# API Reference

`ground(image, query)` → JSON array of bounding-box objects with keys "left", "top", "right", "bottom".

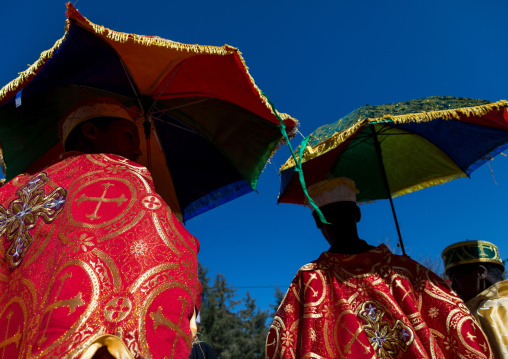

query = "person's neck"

[
  {"left": 323, "top": 223, "right": 358, "bottom": 242},
  {"left": 327, "top": 231, "right": 373, "bottom": 254}
]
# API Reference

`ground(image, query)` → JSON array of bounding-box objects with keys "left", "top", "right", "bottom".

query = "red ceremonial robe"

[
  {"left": 0, "top": 153, "right": 201, "bottom": 359},
  {"left": 266, "top": 244, "right": 493, "bottom": 359}
]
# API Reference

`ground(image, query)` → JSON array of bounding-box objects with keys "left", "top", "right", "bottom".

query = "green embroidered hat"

[{"left": 442, "top": 240, "right": 504, "bottom": 272}]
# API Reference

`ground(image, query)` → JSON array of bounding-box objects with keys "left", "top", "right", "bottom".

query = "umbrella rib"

[
  {"left": 152, "top": 126, "right": 163, "bottom": 150},
  {"left": 332, "top": 124, "right": 411, "bottom": 156},
  {"left": 151, "top": 64, "right": 183, "bottom": 110},
  {"left": 332, "top": 131, "right": 373, "bottom": 153},
  {"left": 138, "top": 63, "right": 185, "bottom": 118},
  {"left": 119, "top": 58, "right": 144, "bottom": 111},
  {"left": 152, "top": 98, "right": 213, "bottom": 113},
  {"left": 150, "top": 111, "right": 203, "bottom": 136}
]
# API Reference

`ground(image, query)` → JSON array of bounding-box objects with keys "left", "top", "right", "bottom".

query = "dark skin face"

[
  {"left": 446, "top": 264, "right": 488, "bottom": 302},
  {"left": 313, "top": 202, "right": 361, "bottom": 244},
  {"left": 80, "top": 118, "right": 142, "bottom": 162}
]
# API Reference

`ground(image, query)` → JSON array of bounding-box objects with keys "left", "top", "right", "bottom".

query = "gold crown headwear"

[{"left": 441, "top": 240, "right": 504, "bottom": 272}]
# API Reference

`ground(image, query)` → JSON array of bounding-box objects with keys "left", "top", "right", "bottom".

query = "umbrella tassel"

[
  {"left": 261, "top": 92, "right": 330, "bottom": 225},
  {"left": 370, "top": 124, "right": 407, "bottom": 256}
]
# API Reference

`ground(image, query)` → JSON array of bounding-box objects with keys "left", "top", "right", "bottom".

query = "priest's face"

[
  {"left": 446, "top": 265, "right": 483, "bottom": 303},
  {"left": 92, "top": 118, "right": 142, "bottom": 162}
]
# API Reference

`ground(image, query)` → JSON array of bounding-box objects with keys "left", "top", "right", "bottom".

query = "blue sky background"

[{"left": 2, "top": 1, "right": 508, "bottom": 313}]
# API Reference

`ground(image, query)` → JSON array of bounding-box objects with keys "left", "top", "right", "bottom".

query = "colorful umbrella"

[
  {"left": 279, "top": 96, "right": 508, "bottom": 253},
  {"left": 0, "top": 3, "right": 297, "bottom": 222}
]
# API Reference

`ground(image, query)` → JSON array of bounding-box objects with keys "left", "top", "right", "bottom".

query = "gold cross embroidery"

[
  {"left": 477, "top": 242, "right": 489, "bottom": 258},
  {"left": 76, "top": 183, "right": 127, "bottom": 220},
  {"left": 303, "top": 273, "right": 319, "bottom": 298},
  {"left": 0, "top": 311, "right": 21, "bottom": 359},
  {"left": 38, "top": 272, "right": 85, "bottom": 346},
  {"left": 358, "top": 300, "right": 414, "bottom": 358},
  {"left": 150, "top": 297, "right": 190, "bottom": 359},
  {"left": 395, "top": 280, "right": 413, "bottom": 304},
  {"left": 341, "top": 321, "right": 371, "bottom": 354},
  {"left": 0, "top": 173, "right": 67, "bottom": 269}
]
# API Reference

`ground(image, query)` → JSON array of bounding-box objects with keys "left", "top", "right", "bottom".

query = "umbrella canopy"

[
  {"left": 279, "top": 96, "right": 508, "bottom": 252},
  {"left": 279, "top": 96, "right": 508, "bottom": 204},
  {"left": 0, "top": 3, "right": 297, "bottom": 222}
]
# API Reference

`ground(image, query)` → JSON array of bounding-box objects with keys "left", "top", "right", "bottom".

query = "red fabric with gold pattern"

[
  {"left": 266, "top": 245, "right": 493, "bottom": 359},
  {"left": 0, "top": 154, "right": 201, "bottom": 359}
]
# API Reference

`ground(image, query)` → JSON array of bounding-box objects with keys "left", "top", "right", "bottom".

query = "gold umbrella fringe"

[
  {"left": 281, "top": 100, "right": 508, "bottom": 171},
  {"left": 0, "top": 7, "right": 233, "bottom": 104},
  {"left": 278, "top": 173, "right": 466, "bottom": 206},
  {"left": 230, "top": 49, "right": 299, "bottom": 139},
  {"left": 75, "top": 4, "right": 300, "bottom": 170},
  {"left": 78, "top": 5, "right": 299, "bottom": 136},
  {"left": 61, "top": 0, "right": 233, "bottom": 55},
  {"left": 389, "top": 173, "right": 465, "bottom": 199},
  {"left": 0, "top": 3, "right": 299, "bottom": 136},
  {"left": 0, "top": 26, "right": 70, "bottom": 105},
  {"left": 280, "top": 118, "right": 367, "bottom": 171},
  {"left": 270, "top": 113, "right": 300, "bottom": 155},
  {"left": 0, "top": 2, "right": 299, "bottom": 171},
  {"left": 87, "top": 22, "right": 235, "bottom": 55}
]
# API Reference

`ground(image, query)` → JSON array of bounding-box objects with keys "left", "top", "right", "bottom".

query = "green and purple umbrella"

[{"left": 279, "top": 96, "right": 508, "bottom": 253}]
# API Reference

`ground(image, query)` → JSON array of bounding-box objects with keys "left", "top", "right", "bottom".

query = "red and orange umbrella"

[{"left": 0, "top": 3, "right": 297, "bottom": 221}]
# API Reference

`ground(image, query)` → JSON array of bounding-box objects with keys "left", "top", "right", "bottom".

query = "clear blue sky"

[{"left": 2, "top": 0, "right": 508, "bottom": 313}]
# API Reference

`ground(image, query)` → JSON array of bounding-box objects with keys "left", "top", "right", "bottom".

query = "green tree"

[
  {"left": 197, "top": 264, "right": 270, "bottom": 358},
  {"left": 269, "top": 286, "right": 285, "bottom": 319}
]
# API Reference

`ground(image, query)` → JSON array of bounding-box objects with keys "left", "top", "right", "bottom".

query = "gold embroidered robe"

[
  {"left": 266, "top": 244, "right": 493, "bottom": 359},
  {"left": 0, "top": 153, "right": 201, "bottom": 359},
  {"left": 466, "top": 279, "right": 508, "bottom": 359}
]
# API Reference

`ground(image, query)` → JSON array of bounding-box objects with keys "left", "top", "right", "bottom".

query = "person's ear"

[
  {"left": 477, "top": 265, "right": 488, "bottom": 280},
  {"left": 81, "top": 122, "right": 99, "bottom": 140},
  {"left": 355, "top": 205, "right": 361, "bottom": 223}
]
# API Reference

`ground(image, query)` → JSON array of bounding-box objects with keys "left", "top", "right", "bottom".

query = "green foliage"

[
  {"left": 269, "top": 286, "right": 285, "bottom": 318},
  {"left": 197, "top": 264, "right": 270, "bottom": 358}
]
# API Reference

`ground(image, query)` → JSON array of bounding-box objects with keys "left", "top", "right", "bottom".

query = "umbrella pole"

[
  {"left": 370, "top": 124, "right": 407, "bottom": 256},
  {"left": 143, "top": 118, "right": 152, "bottom": 173}
]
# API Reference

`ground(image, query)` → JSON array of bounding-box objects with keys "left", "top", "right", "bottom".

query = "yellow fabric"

[
  {"left": 466, "top": 280, "right": 508, "bottom": 359},
  {"left": 80, "top": 335, "right": 134, "bottom": 359},
  {"left": 190, "top": 308, "right": 198, "bottom": 338}
]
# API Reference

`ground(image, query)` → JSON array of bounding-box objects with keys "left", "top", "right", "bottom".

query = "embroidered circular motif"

[
  {"left": 104, "top": 296, "right": 133, "bottom": 323},
  {"left": 67, "top": 178, "right": 137, "bottom": 229},
  {"left": 294, "top": 271, "right": 327, "bottom": 307},
  {"left": 142, "top": 196, "right": 162, "bottom": 210},
  {"left": 266, "top": 317, "right": 284, "bottom": 359}
]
